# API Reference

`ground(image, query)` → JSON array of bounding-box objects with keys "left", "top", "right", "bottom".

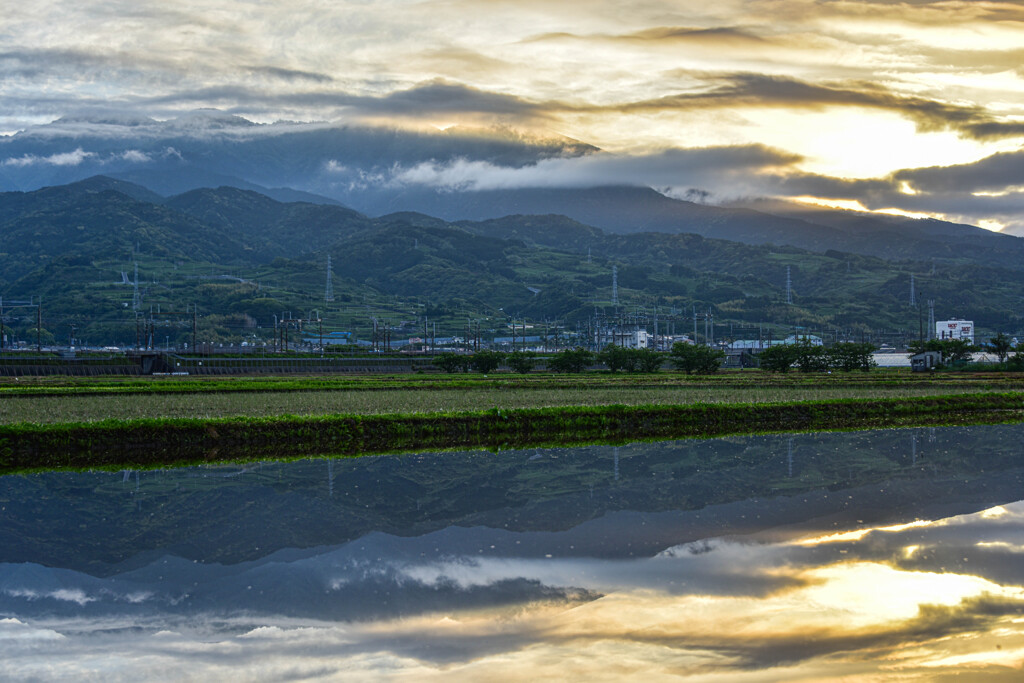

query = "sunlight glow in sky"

[{"left": 3, "top": 1, "right": 1024, "bottom": 231}]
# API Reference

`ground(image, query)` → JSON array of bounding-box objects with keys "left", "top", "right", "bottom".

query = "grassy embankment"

[{"left": 1, "top": 371, "right": 1023, "bottom": 473}]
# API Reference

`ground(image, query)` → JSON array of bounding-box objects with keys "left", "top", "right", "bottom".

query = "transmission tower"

[
  {"left": 785, "top": 266, "right": 792, "bottom": 304},
  {"left": 909, "top": 274, "right": 916, "bottom": 306},
  {"left": 324, "top": 255, "right": 335, "bottom": 303},
  {"left": 131, "top": 263, "right": 140, "bottom": 311},
  {"left": 612, "top": 265, "right": 618, "bottom": 307},
  {"left": 927, "top": 299, "right": 935, "bottom": 339}
]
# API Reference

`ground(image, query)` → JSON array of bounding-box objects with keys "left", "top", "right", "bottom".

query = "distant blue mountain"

[{"left": 1, "top": 113, "right": 1019, "bottom": 268}]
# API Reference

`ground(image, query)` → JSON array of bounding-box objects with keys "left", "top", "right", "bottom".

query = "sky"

[{"left": 3, "top": 0, "right": 1024, "bottom": 232}]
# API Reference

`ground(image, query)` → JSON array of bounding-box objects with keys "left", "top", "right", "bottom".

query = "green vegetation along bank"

[
  {"left": 2, "top": 392, "right": 1022, "bottom": 474},
  {"left": 1, "top": 383, "right": 1018, "bottom": 425}
]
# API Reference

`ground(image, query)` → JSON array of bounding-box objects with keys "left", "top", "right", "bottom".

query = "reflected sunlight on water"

[{"left": 2, "top": 425, "right": 1024, "bottom": 680}]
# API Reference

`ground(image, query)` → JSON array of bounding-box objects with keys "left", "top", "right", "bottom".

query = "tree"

[
  {"left": 506, "top": 350, "right": 537, "bottom": 374},
  {"left": 597, "top": 344, "right": 636, "bottom": 373},
  {"left": 635, "top": 348, "right": 666, "bottom": 373},
  {"left": 668, "top": 342, "right": 725, "bottom": 374},
  {"left": 469, "top": 350, "right": 505, "bottom": 374},
  {"left": 793, "top": 341, "right": 829, "bottom": 373},
  {"left": 547, "top": 347, "right": 594, "bottom": 373},
  {"left": 826, "top": 342, "right": 876, "bottom": 372},
  {"left": 757, "top": 344, "right": 800, "bottom": 372},
  {"left": 1008, "top": 343, "right": 1024, "bottom": 371},
  {"left": 433, "top": 352, "right": 469, "bottom": 373},
  {"left": 988, "top": 332, "right": 1013, "bottom": 363},
  {"left": 907, "top": 338, "right": 977, "bottom": 365}
]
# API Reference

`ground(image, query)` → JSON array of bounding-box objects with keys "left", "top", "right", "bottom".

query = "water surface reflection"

[{"left": 2, "top": 425, "right": 1023, "bottom": 680}]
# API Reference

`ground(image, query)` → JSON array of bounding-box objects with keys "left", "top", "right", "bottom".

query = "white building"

[
  {"left": 596, "top": 328, "right": 649, "bottom": 349},
  {"left": 936, "top": 319, "right": 974, "bottom": 343}
]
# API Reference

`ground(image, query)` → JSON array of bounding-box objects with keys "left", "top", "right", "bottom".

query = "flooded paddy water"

[{"left": 2, "top": 424, "right": 1024, "bottom": 680}]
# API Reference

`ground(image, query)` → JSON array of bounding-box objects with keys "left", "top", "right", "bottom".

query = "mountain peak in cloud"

[
  {"left": 53, "top": 113, "right": 159, "bottom": 128},
  {"left": 160, "top": 110, "right": 260, "bottom": 132}
]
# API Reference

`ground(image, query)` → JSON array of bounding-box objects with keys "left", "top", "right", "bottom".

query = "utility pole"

[{"left": 36, "top": 301, "right": 41, "bottom": 352}]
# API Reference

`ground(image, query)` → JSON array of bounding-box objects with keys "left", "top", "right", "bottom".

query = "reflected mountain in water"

[
  {"left": 2, "top": 425, "right": 1024, "bottom": 680},
  {"left": 1, "top": 425, "right": 1021, "bottom": 573}
]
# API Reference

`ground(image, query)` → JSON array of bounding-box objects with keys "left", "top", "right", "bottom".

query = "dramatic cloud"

[
  {"left": 3, "top": 0, "right": 1024, "bottom": 229},
  {"left": 605, "top": 73, "right": 1024, "bottom": 141},
  {"left": 387, "top": 144, "right": 801, "bottom": 193},
  {"left": 2, "top": 148, "right": 94, "bottom": 167}
]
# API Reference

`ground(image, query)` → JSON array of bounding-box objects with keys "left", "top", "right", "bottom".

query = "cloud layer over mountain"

[{"left": 4, "top": 1, "right": 1024, "bottom": 232}]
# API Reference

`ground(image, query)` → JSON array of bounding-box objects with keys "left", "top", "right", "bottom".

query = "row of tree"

[
  {"left": 434, "top": 343, "right": 725, "bottom": 375},
  {"left": 434, "top": 333, "right": 1024, "bottom": 375},
  {"left": 756, "top": 342, "right": 877, "bottom": 373}
]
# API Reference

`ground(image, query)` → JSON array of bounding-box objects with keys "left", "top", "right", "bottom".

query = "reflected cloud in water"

[{"left": 3, "top": 426, "right": 1024, "bottom": 680}]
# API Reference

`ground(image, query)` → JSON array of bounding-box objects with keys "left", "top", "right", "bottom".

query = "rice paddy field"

[{"left": 3, "top": 371, "right": 1024, "bottom": 425}]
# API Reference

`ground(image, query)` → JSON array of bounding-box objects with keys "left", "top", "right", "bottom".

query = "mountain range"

[
  {"left": 3, "top": 113, "right": 1022, "bottom": 251},
  {"left": 1, "top": 172, "right": 1022, "bottom": 346}
]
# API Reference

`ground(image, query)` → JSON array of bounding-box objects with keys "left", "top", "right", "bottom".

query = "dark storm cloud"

[
  {"left": 354, "top": 81, "right": 549, "bottom": 118},
  {"left": 752, "top": 163, "right": 1024, "bottom": 232},
  {"left": 609, "top": 73, "right": 1019, "bottom": 140},
  {"left": 0, "top": 47, "right": 178, "bottom": 80},
  {"left": 526, "top": 25, "right": 768, "bottom": 46},
  {"left": 753, "top": 0, "right": 1024, "bottom": 25},
  {"left": 245, "top": 66, "right": 335, "bottom": 84},
  {"left": 130, "top": 81, "right": 551, "bottom": 121},
  {"left": 896, "top": 148, "right": 1024, "bottom": 193}
]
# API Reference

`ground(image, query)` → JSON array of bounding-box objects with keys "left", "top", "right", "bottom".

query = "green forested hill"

[
  {"left": 164, "top": 186, "right": 369, "bottom": 259},
  {"left": 1, "top": 178, "right": 1021, "bottom": 346},
  {"left": 0, "top": 186, "right": 247, "bottom": 283}
]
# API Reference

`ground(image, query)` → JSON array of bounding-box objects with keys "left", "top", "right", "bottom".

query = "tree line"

[{"left": 433, "top": 333, "right": 1024, "bottom": 375}]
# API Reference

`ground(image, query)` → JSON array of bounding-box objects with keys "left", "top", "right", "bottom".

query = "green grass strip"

[
  {"left": 1, "top": 392, "right": 1022, "bottom": 474},
  {"left": 3, "top": 370, "right": 1024, "bottom": 398}
]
